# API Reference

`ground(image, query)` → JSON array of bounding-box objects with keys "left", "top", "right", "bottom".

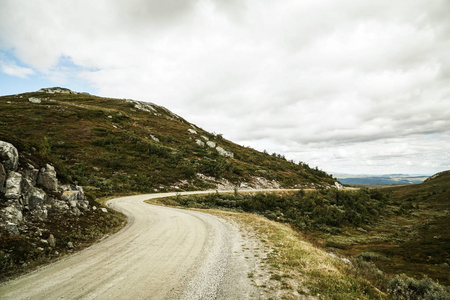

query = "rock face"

[
  {"left": 5, "top": 172, "right": 22, "bottom": 199},
  {"left": 38, "top": 87, "right": 79, "bottom": 94},
  {"left": 0, "top": 140, "right": 89, "bottom": 236},
  {"left": 0, "top": 141, "right": 19, "bottom": 171}
]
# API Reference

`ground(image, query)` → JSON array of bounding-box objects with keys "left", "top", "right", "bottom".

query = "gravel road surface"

[{"left": 0, "top": 192, "right": 258, "bottom": 299}]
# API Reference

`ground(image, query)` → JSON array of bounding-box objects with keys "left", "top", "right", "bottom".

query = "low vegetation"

[
  {"left": 0, "top": 204, "right": 125, "bottom": 281},
  {"left": 0, "top": 90, "right": 335, "bottom": 199},
  {"left": 158, "top": 173, "right": 450, "bottom": 299}
]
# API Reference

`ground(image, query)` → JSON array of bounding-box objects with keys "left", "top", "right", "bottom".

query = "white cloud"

[
  {"left": 0, "top": 55, "right": 35, "bottom": 78},
  {"left": 0, "top": 0, "right": 449, "bottom": 174}
]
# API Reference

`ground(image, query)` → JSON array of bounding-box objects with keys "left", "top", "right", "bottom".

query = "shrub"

[{"left": 387, "top": 274, "right": 450, "bottom": 300}]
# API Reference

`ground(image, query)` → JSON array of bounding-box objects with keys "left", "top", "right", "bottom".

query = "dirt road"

[{"left": 0, "top": 192, "right": 259, "bottom": 299}]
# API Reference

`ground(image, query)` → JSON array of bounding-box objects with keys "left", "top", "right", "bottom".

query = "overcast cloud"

[{"left": 1, "top": 0, "right": 449, "bottom": 175}]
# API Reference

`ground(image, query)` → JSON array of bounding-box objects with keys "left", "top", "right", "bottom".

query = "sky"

[{"left": 1, "top": 0, "right": 449, "bottom": 175}]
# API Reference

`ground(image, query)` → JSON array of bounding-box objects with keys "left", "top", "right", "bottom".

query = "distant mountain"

[
  {"left": 333, "top": 173, "right": 429, "bottom": 185},
  {"left": 0, "top": 88, "right": 335, "bottom": 198}
]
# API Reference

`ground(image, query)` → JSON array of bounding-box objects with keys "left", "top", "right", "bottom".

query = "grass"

[
  {"left": 0, "top": 90, "right": 335, "bottom": 198},
  {"left": 148, "top": 195, "right": 386, "bottom": 299},
  {"left": 0, "top": 202, "right": 126, "bottom": 282}
]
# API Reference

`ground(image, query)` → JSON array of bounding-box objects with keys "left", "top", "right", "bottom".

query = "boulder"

[
  {"left": 4, "top": 171, "right": 22, "bottom": 199},
  {"left": 24, "top": 163, "right": 39, "bottom": 185},
  {"left": 52, "top": 200, "right": 69, "bottom": 212},
  {"left": 0, "top": 141, "right": 19, "bottom": 171},
  {"left": 30, "top": 206, "right": 48, "bottom": 220},
  {"left": 206, "top": 141, "right": 216, "bottom": 148},
  {"left": 216, "top": 146, "right": 234, "bottom": 158},
  {"left": 28, "top": 187, "right": 47, "bottom": 210},
  {"left": 188, "top": 129, "right": 197, "bottom": 134},
  {"left": 5, "top": 222, "right": 20, "bottom": 236},
  {"left": 28, "top": 97, "right": 41, "bottom": 104},
  {"left": 2, "top": 205, "right": 23, "bottom": 223},
  {"left": 195, "top": 139, "right": 205, "bottom": 147},
  {"left": 37, "top": 164, "right": 58, "bottom": 191}
]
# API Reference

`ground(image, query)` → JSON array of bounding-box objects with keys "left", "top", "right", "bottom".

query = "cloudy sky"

[{"left": 1, "top": 0, "right": 449, "bottom": 175}]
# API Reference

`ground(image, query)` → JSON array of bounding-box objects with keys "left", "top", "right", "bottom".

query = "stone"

[
  {"left": 150, "top": 135, "right": 160, "bottom": 143},
  {"left": 28, "top": 97, "right": 41, "bottom": 104},
  {"left": 25, "top": 163, "right": 39, "bottom": 185},
  {"left": 4, "top": 171, "right": 22, "bottom": 199},
  {"left": 30, "top": 206, "right": 48, "bottom": 220},
  {"left": 0, "top": 163, "right": 6, "bottom": 193},
  {"left": 100, "top": 208, "right": 108, "bottom": 213},
  {"left": 67, "top": 241, "right": 74, "bottom": 249},
  {"left": 188, "top": 129, "right": 197, "bottom": 134},
  {"left": 28, "top": 187, "right": 47, "bottom": 210},
  {"left": 216, "top": 146, "right": 234, "bottom": 158},
  {"left": 72, "top": 207, "right": 82, "bottom": 216},
  {"left": 2, "top": 205, "right": 23, "bottom": 223},
  {"left": 0, "top": 141, "right": 19, "bottom": 171},
  {"left": 206, "top": 141, "right": 216, "bottom": 148},
  {"left": 195, "top": 139, "right": 205, "bottom": 147},
  {"left": 37, "top": 164, "right": 58, "bottom": 191},
  {"left": 334, "top": 182, "right": 343, "bottom": 189},
  {"left": 52, "top": 200, "right": 69, "bottom": 212},
  {"left": 69, "top": 200, "right": 78, "bottom": 208},
  {"left": 48, "top": 234, "right": 56, "bottom": 247},
  {"left": 5, "top": 222, "right": 20, "bottom": 236}
]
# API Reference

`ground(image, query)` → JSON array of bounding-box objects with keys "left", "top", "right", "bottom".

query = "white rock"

[
  {"left": 0, "top": 140, "right": 19, "bottom": 171},
  {"left": 5, "top": 171, "right": 22, "bottom": 199},
  {"left": 150, "top": 134, "right": 160, "bottom": 142},
  {"left": 206, "top": 141, "right": 216, "bottom": 148},
  {"left": 100, "top": 208, "right": 108, "bottom": 213},
  {"left": 188, "top": 129, "right": 197, "bottom": 134},
  {"left": 28, "top": 97, "right": 41, "bottom": 104},
  {"left": 195, "top": 139, "right": 205, "bottom": 147},
  {"left": 216, "top": 146, "right": 234, "bottom": 158}
]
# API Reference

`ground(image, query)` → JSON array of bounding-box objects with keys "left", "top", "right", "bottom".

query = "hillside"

[
  {"left": 322, "top": 170, "right": 450, "bottom": 286},
  {"left": 0, "top": 88, "right": 335, "bottom": 198}
]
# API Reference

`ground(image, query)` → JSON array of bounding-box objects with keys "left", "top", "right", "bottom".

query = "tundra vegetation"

[{"left": 160, "top": 172, "right": 450, "bottom": 299}]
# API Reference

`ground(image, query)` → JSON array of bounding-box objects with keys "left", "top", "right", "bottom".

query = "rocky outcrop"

[
  {"left": 28, "top": 97, "right": 42, "bottom": 104},
  {"left": 0, "top": 140, "right": 89, "bottom": 236},
  {"left": 37, "top": 164, "right": 58, "bottom": 191},
  {"left": 38, "top": 87, "right": 79, "bottom": 94},
  {"left": 0, "top": 141, "right": 19, "bottom": 171}
]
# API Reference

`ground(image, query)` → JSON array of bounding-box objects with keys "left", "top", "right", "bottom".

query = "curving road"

[{"left": 0, "top": 192, "right": 258, "bottom": 299}]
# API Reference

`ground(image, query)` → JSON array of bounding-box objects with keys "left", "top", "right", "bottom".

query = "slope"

[{"left": 0, "top": 88, "right": 335, "bottom": 198}]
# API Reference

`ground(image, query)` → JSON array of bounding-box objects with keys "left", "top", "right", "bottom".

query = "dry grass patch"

[{"left": 202, "top": 210, "right": 386, "bottom": 299}]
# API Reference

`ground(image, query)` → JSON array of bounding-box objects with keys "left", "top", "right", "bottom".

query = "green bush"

[{"left": 387, "top": 274, "right": 450, "bottom": 300}]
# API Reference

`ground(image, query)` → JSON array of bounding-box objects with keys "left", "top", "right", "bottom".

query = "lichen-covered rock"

[
  {"left": 2, "top": 205, "right": 23, "bottom": 223},
  {"left": 0, "top": 141, "right": 19, "bottom": 171},
  {"left": 25, "top": 163, "right": 39, "bottom": 185},
  {"left": 4, "top": 171, "right": 22, "bottom": 199},
  {"left": 52, "top": 200, "right": 69, "bottom": 212},
  {"left": 37, "top": 164, "right": 58, "bottom": 191},
  {"left": 28, "top": 187, "right": 47, "bottom": 210},
  {"left": 4, "top": 222, "right": 19, "bottom": 236}
]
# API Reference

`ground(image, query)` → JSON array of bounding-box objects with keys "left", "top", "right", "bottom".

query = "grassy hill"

[
  {"left": 0, "top": 88, "right": 335, "bottom": 197},
  {"left": 323, "top": 170, "right": 450, "bottom": 286}
]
